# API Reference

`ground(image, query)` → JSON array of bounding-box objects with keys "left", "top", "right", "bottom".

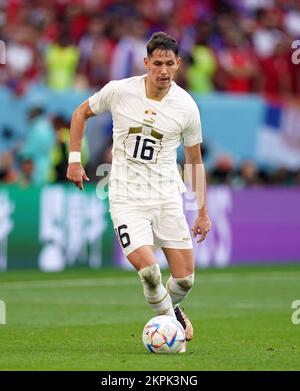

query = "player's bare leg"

[
  {"left": 163, "top": 247, "right": 195, "bottom": 341},
  {"left": 163, "top": 248, "right": 195, "bottom": 277},
  {"left": 127, "top": 245, "right": 157, "bottom": 270},
  {"left": 127, "top": 245, "right": 176, "bottom": 318}
]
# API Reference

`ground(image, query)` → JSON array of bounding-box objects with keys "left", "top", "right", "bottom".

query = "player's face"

[{"left": 144, "top": 49, "right": 180, "bottom": 90}]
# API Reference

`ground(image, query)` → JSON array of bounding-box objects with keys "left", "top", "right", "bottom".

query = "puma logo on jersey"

[{"left": 144, "top": 119, "right": 155, "bottom": 125}]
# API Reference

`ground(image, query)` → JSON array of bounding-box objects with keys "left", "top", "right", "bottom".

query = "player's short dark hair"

[{"left": 147, "top": 32, "right": 179, "bottom": 57}]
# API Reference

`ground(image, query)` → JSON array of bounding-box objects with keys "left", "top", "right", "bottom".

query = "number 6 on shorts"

[{"left": 115, "top": 224, "right": 131, "bottom": 248}]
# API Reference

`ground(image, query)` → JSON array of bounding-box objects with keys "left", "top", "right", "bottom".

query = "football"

[{"left": 142, "top": 315, "right": 186, "bottom": 353}]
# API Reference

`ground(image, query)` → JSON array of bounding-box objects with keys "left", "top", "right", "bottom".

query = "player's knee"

[
  {"left": 138, "top": 264, "right": 162, "bottom": 289},
  {"left": 175, "top": 273, "right": 194, "bottom": 292}
]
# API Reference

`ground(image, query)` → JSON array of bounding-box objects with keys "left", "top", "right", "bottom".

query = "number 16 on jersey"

[{"left": 124, "top": 126, "right": 163, "bottom": 164}]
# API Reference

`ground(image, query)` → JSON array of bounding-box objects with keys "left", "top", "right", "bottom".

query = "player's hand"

[
  {"left": 192, "top": 214, "right": 211, "bottom": 243},
  {"left": 66, "top": 162, "right": 90, "bottom": 190}
]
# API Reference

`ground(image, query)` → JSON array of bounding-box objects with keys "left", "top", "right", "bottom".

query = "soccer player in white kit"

[{"left": 67, "top": 32, "right": 211, "bottom": 349}]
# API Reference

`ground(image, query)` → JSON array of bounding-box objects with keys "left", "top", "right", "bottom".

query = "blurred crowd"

[
  {"left": 1, "top": 0, "right": 300, "bottom": 187},
  {"left": 206, "top": 153, "right": 300, "bottom": 186},
  {"left": 1, "top": 110, "right": 300, "bottom": 187},
  {"left": 0, "top": 108, "right": 88, "bottom": 186},
  {"left": 1, "top": 0, "right": 300, "bottom": 96}
]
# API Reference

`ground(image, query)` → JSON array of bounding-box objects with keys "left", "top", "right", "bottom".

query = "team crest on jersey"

[
  {"left": 145, "top": 110, "right": 156, "bottom": 116},
  {"left": 144, "top": 109, "right": 157, "bottom": 127}
]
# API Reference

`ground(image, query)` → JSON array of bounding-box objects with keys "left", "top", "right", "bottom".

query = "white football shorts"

[{"left": 109, "top": 197, "right": 193, "bottom": 256}]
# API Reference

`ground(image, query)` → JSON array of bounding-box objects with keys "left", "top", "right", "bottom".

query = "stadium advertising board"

[
  {"left": 0, "top": 185, "right": 299, "bottom": 271},
  {"left": 116, "top": 186, "right": 300, "bottom": 268},
  {"left": 0, "top": 185, "right": 113, "bottom": 271}
]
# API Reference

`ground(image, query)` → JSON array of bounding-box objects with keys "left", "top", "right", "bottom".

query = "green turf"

[{"left": 0, "top": 264, "right": 300, "bottom": 370}]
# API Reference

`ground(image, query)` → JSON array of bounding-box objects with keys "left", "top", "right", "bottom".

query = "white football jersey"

[{"left": 89, "top": 75, "right": 202, "bottom": 205}]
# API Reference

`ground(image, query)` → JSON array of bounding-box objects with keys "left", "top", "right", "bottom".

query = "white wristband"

[{"left": 68, "top": 151, "right": 81, "bottom": 164}]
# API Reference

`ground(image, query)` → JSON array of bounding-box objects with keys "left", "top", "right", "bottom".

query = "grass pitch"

[{"left": 0, "top": 264, "right": 300, "bottom": 371}]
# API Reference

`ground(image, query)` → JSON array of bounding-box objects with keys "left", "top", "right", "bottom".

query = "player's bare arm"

[
  {"left": 67, "top": 100, "right": 95, "bottom": 190},
  {"left": 184, "top": 144, "right": 211, "bottom": 243}
]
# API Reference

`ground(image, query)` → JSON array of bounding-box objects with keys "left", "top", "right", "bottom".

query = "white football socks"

[
  {"left": 166, "top": 273, "right": 194, "bottom": 306},
  {"left": 138, "top": 264, "right": 176, "bottom": 318}
]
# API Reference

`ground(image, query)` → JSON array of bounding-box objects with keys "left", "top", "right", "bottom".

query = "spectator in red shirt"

[
  {"left": 259, "top": 38, "right": 293, "bottom": 98},
  {"left": 216, "top": 29, "right": 258, "bottom": 93}
]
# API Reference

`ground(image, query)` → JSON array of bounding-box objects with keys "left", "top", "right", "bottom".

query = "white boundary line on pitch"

[
  {"left": 0, "top": 277, "right": 138, "bottom": 290},
  {"left": 1, "top": 271, "right": 300, "bottom": 290}
]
